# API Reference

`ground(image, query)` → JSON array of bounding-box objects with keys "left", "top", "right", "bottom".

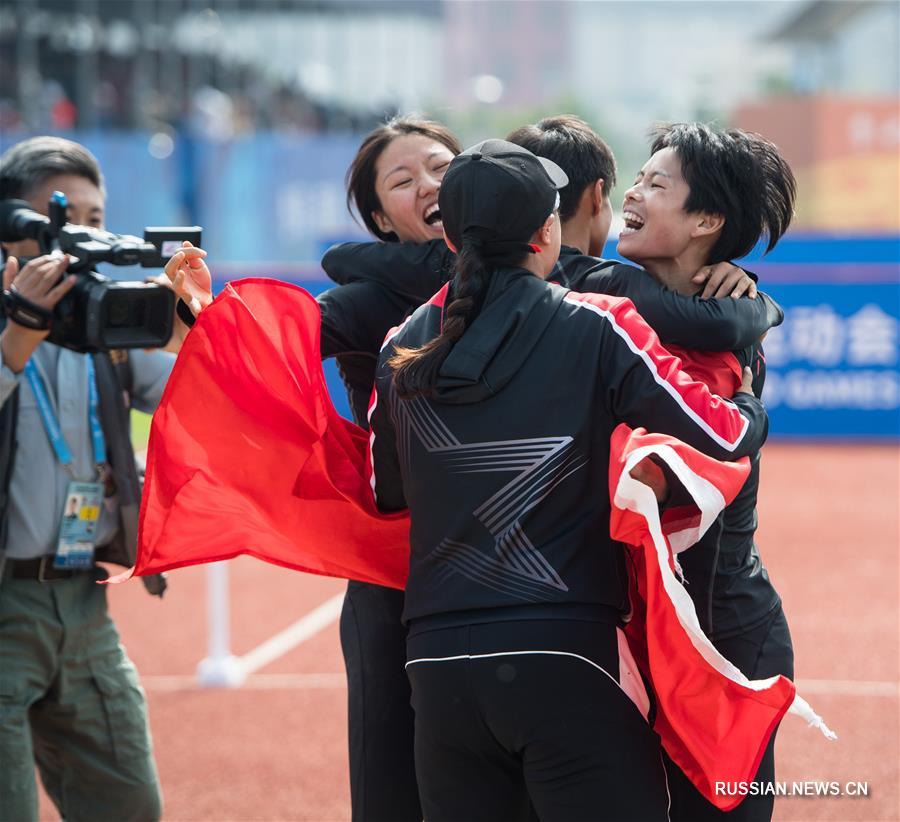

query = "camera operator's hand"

[
  {"left": 165, "top": 242, "right": 212, "bottom": 318},
  {"left": 1, "top": 255, "right": 75, "bottom": 373}
]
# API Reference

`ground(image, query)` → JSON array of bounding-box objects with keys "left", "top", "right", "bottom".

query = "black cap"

[{"left": 439, "top": 139, "right": 568, "bottom": 253}]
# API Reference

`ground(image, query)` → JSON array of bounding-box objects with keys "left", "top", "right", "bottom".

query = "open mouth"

[
  {"left": 424, "top": 203, "right": 442, "bottom": 227},
  {"left": 620, "top": 210, "right": 645, "bottom": 236}
]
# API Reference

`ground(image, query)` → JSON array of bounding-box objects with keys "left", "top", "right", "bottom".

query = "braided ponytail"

[{"left": 389, "top": 240, "right": 521, "bottom": 399}]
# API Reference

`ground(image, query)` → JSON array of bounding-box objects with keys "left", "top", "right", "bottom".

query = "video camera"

[{"left": 0, "top": 192, "right": 201, "bottom": 353}]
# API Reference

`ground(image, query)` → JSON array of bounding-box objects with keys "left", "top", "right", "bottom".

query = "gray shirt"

[{"left": 0, "top": 343, "right": 174, "bottom": 559}]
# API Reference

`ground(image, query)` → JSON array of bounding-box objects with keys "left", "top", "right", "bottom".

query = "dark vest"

[{"left": 0, "top": 317, "right": 166, "bottom": 596}]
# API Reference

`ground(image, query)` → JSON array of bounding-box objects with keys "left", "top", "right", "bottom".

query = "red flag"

[
  {"left": 609, "top": 424, "right": 834, "bottom": 810},
  {"left": 109, "top": 278, "right": 409, "bottom": 588}
]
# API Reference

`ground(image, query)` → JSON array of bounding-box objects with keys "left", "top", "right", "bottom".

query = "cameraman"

[{"left": 0, "top": 136, "right": 181, "bottom": 822}]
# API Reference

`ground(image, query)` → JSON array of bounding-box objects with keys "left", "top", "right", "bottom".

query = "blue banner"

[{"left": 752, "top": 283, "right": 899, "bottom": 438}]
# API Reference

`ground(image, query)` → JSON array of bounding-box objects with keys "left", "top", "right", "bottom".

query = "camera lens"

[
  {"left": 98, "top": 283, "right": 172, "bottom": 350},
  {"left": 106, "top": 296, "right": 147, "bottom": 329},
  {"left": 131, "top": 299, "right": 148, "bottom": 325},
  {"left": 107, "top": 300, "right": 130, "bottom": 328}
]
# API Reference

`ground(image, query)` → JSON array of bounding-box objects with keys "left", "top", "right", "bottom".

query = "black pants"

[
  {"left": 406, "top": 619, "right": 670, "bottom": 822},
  {"left": 665, "top": 605, "right": 795, "bottom": 822},
  {"left": 339, "top": 581, "right": 421, "bottom": 822}
]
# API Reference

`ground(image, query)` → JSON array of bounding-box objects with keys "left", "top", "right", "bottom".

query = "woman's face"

[
  {"left": 372, "top": 134, "right": 455, "bottom": 244},
  {"left": 616, "top": 147, "right": 697, "bottom": 267}
]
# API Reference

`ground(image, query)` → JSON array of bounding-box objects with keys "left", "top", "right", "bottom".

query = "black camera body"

[
  {"left": 1, "top": 194, "right": 201, "bottom": 353},
  {"left": 48, "top": 269, "right": 174, "bottom": 352}
]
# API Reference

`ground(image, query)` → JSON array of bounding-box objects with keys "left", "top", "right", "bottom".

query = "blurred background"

[{"left": 1, "top": 0, "right": 898, "bottom": 437}]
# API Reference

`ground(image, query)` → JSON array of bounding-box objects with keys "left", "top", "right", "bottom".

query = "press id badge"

[{"left": 54, "top": 481, "right": 104, "bottom": 569}]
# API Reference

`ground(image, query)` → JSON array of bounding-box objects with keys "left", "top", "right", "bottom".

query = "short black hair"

[
  {"left": 0, "top": 136, "right": 106, "bottom": 202},
  {"left": 506, "top": 115, "right": 616, "bottom": 222},
  {"left": 649, "top": 123, "right": 795, "bottom": 263}
]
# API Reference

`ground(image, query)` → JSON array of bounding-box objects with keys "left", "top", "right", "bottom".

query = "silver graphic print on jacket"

[{"left": 390, "top": 392, "right": 581, "bottom": 601}]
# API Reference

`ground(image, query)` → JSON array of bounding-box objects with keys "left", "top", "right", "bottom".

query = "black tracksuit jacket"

[
  {"left": 675, "top": 343, "right": 781, "bottom": 640},
  {"left": 320, "top": 240, "right": 784, "bottom": 634},
  {"left": 367, "top": 267, "right": 769, "bottom": 624}
]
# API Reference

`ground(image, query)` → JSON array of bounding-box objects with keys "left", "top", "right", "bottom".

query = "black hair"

[
  {"left": 506, "top": 115, "right": 616, "bottom": 222},
  {"left": 0, "top": 136, "right": 106, "bottom": 201},
  {"left": 389, "top": 240, "right": 526, "bottom": 399},
  {"left": 649, "top": 123, "right": 796, "bottom": 263},
  {"left": 346, "top": 115, "right": 461, "bottom": 242}
]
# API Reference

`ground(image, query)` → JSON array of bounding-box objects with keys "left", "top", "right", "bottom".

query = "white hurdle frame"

[{"left": 197, "top": 562, "right": 246, "bottom": 687}]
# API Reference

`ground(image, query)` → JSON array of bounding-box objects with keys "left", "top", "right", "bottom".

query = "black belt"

[{"left": 4, "top": 556, "right": 96, "bottom": 582}]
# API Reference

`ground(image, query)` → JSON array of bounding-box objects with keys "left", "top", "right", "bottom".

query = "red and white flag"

[{"left": 609, "top": 424, "right": 835, "bottom": 810}]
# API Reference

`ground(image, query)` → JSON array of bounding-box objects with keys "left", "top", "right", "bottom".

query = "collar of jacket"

[{"left": 434, "top": 268, "right": 568, "bottom": 404}]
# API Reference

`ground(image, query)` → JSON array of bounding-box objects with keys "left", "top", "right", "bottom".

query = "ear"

[
  {"left": 590, "top": 179, "right": 605, "bottom": 216},
  {"left": 371, "top": 209, "right": 394, "bottom": 236},
  {"left": 443, "top": 229, "right": 457, "bottom": 254},
  {"left": 535, "top": 212, "right": 556, "bottom": 247},
  {"left": 691, "top": 212, "right": 725, "bottom": 239}
]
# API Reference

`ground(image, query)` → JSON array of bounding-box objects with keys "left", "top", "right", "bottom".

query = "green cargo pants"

[{"left": 0, "top": 567, "right": 162, "bottom": 822}]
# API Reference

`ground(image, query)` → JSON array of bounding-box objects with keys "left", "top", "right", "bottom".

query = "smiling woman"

[
  {"left": 618, "top": 124, "right": 795, "bottom": 295},
  {"left": 345, "top": 117, "right": 460, "bottom": 244},
  {"left": 319, "top": 115, "right": 462, "bottom": 822},
  {"left": 370, "top": 134, "right": 453, "bottom": 243}
]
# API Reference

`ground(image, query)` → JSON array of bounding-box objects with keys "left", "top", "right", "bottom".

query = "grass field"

[{"left": 131, "top": 409, "right": 152, "bottom": 449}]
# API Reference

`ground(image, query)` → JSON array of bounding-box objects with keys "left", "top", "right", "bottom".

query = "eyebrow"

[
  {"left": 384, "top": 150, "right": 449, "bottom": 179},
  {"left": 636, "top": 169, "right": 672, "bottom": 181},
  {"left": 384, "top": 163, "right": 411, "bottom": 179}
]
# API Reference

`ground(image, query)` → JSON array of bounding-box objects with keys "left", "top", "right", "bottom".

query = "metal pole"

[{"left": 196, "top": 562, "right": 245, "bottom": 687}]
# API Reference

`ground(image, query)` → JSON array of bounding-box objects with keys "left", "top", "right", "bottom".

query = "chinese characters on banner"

[{"left": 759, "top": 284, "right": 899, "bottom": 437}]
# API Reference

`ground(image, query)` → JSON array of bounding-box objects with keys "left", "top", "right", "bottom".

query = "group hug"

[{"left": 150, "top": 114, "right": 834, "bottom": 822}]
